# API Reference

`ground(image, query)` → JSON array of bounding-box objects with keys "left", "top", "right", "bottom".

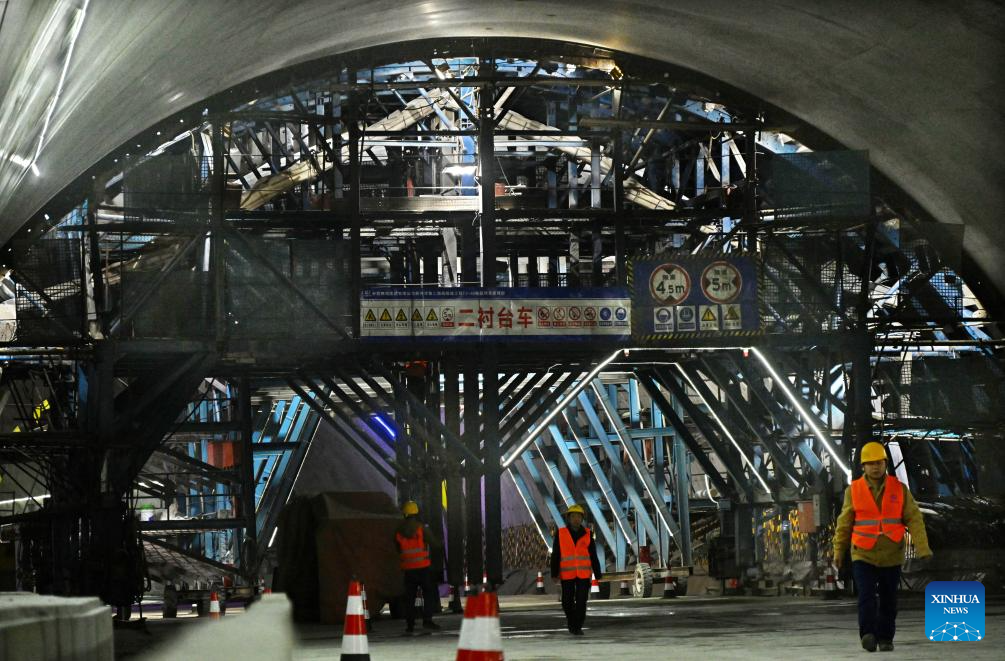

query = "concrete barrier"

[
  {"left": 0, "top": 592, "right": 114, "bottom": 660},
  {"left": 145, "top": 594, "right": 293, "bottom": 661}
]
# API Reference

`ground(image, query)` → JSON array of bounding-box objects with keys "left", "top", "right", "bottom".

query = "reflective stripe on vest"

[
  {"left": 850, "top": 475, "right": 906, "bottom": 549},
  {"left": 558, "top": 527, "right": 592, "bottom": 580},
  {"left": 396, "top": 526, "right": 431, "bottom": 570}
]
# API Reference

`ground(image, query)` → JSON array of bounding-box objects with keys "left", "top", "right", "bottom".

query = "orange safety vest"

[
  {"left": 851, "top": 475, "right": 906, "bottom": 549},
  {"left": 396, "top": 525, "right": 431, "bottom": 570},
  {"left": 558, "top": 527, "right": 592, "bottom": 580}
]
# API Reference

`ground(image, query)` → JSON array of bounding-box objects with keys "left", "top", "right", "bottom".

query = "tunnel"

[{"left": 0, "top": 2, "right": 1003, "bottom": 659}]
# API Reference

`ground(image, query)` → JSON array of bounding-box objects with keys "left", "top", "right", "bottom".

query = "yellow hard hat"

[
  {"left": 565, "top": 504, "right": 585, "bottom": 516},
  {"left": 402, "top": 500, "right": 419, "bottom": 516},
  {"left": 860, "top": 442, "right": 887, "bottom": 464}
]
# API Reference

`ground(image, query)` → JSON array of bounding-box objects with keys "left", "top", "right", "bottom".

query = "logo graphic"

[
  {"left": 614, "top": 307, "right": 628, "bottom": 322},
  {"left": 599, "top": 307, "right": 612, "bottom": 321},
  {"left": 926, "top": 581, "right": 984, "bottom": 642}
]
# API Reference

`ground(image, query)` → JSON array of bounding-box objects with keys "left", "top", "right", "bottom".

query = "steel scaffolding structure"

[{"left": 0, "top": 40, "right": 1000, "bottom": 607}]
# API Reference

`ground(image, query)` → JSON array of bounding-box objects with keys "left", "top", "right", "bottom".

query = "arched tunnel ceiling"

[{"left": 1, "top": 1, "right": 1003, "bottom": 290}]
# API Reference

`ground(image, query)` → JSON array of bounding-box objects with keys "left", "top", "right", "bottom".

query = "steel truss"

[{"left": 0, "top": 41, "right": 1001, "bottom": 601}]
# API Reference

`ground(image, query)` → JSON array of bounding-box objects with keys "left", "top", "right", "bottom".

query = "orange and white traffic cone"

[
  {"left": 619, "top": 580, "right": 630, "bottom": 596},
  {"left": 341, "top": 580, "right": 370, "bottom": 660},
  {"left": 590, "top": 574, "right": 600, "bottom": 596},
  {"left": 662, "top": 576, "right": 677, "bottom": 599},
  {"left": 823, "top": 570, "right": 838, "bottom": 600},
  {"left": 208, "top": 591, "right": 221, "bottom": 619},
  {"left": 456, "top": 591, "right": 504, "bottom": 661},
  {"left": 535, "top": 572, "right": 545, "bottom": 595}
]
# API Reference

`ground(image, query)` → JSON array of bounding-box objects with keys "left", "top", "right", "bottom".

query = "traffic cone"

[
  {"left": 823, "top": 570, "right": 838, "bottom": 600},
  {"left": 535, "top": 572, "right": 545, "bottom": 595},
  {"left": 208, "top": 591, "right": 221, "bottom": 619},
  {"left": 456, "top": 591, "right": 504, "bottom": 661},
  {"left": 663, "top": 576, "right": 677, "bottom": 599},
  {"left": 341, "top": 580, "right": 370, "bottom": 660},
  {"left": 619, "top": 580, "right": 630, "bottom": 596},
  {"left": 590, "top": 574, "right": 600, "bottom": 595}
]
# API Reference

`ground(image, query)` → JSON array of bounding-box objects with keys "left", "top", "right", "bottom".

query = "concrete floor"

[{"left": 119, "top": 594, "right": 1003, "bottom": 660}]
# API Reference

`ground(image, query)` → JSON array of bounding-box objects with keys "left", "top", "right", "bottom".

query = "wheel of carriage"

[
  {"left": 162, "top": 585, "right": 178, "bottom": 618},
  {"left": 633, "top": 562, "right": 654, "bottom": 598}
]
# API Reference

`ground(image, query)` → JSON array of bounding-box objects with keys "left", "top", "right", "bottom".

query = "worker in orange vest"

[
  {"left": 395, "top": 500, "right": 442, "bottom": 634},
  {"left": 833, "top": 442, "right": 932, "bottom": 653},
  {"left": 550, "top": 504, "right": 602, "bottom": 635}
]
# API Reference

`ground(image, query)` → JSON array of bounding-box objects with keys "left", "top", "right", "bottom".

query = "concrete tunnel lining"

[{"left": 0, "top": 0, "right": 1002, "bottom": 295}]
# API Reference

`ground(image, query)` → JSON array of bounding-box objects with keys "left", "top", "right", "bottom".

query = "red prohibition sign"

[
  {"left": 649, "top": 263, "right": 691, "bottom": 305},
  {"left": 701, "top": 260, "right": 742, "bottom": 304}
]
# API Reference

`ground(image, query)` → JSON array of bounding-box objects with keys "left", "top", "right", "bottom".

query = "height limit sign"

[
  {"left": 701, "top": 261, "right": 742, "bottom": 304},
  {"left": 649, "top": 263, "right": 691, "bottom": 305}
]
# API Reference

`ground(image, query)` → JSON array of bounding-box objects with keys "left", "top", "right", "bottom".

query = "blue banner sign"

[{"left": 361, "top": 287, "right": 630, "bottom": 341}]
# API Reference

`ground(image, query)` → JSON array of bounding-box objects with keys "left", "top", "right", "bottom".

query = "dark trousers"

[
  {"left": 561, "top": 578, "right": 591, "bottom": 631},
  {"left": 403, "top": 568, "right": 437, "bottom": 627},
  {"left": 852, "top": 560, "right": 900, "bottom": 642}
]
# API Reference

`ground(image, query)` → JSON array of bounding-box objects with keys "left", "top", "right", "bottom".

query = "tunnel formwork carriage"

[{"left": 0, "top": 38, "right": 1002, "bottom": 608}]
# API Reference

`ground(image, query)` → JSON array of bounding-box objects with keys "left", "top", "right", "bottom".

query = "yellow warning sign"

[
  {"left": 412, "top": 308, "right": 423, "bottom": 321},
  {"left": 722, "top": 303, "right": 742, "bottom": 330},
  {"left": 380, "top": 309, "right": 392, "bottom": 322},
  {"left": 699, "top": 304, "right": 720, "bottom": 331},
  {"left": 426, "top": 308, "right": 438, "bottom": 321},
  {"left": 396, "top": 309, "right": 408, "bottom": 322},
  {"left": 364, "top": 309, "right": 376, "bottom": 322}
]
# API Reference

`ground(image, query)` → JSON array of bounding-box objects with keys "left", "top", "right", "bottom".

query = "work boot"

[
  {"left": 405, "top": 623, "right": 415, "bottom": 635},
  {"left": 572, "top": 628, "right": 584, "bottom": 636},
  {"left": 861, "top": 633, "right": 877, "bottom": 652},
  {"left": 878, "top": 641, "right": 894, "bottom": 652},
  {"left": 422, "top": 620, "right": 441, "bottom": 631}
]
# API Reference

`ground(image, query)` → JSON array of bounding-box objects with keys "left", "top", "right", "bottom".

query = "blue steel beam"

[
  {"left": 635, "top": 370, "right": 739, "bottom": 501},
  {"left": 727, "top": 355, "right": 827, "bottom": 475},
  {"left": 649, "top": 366, "right": 757, "bottom": 496},
  {"left": 540, "top": 429, "right": 619, "bottom": 557},
  {"left": 577, "top": 390, "right": 662, "bottom": 546},
  {"left": 515, "top": 449, "right": 566, "bottom": 529},
  {"left": 506, "top": 468, "right": 556, "bottom": 551},
  {"left": 590, "top": 381, "right": 682, "bottom": 542},
  {"left": 686, "top": 360, "right": 809, "bottom": 486},
  {"left": 552, "top": 418, "right": 637, "bottom": 555}
]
